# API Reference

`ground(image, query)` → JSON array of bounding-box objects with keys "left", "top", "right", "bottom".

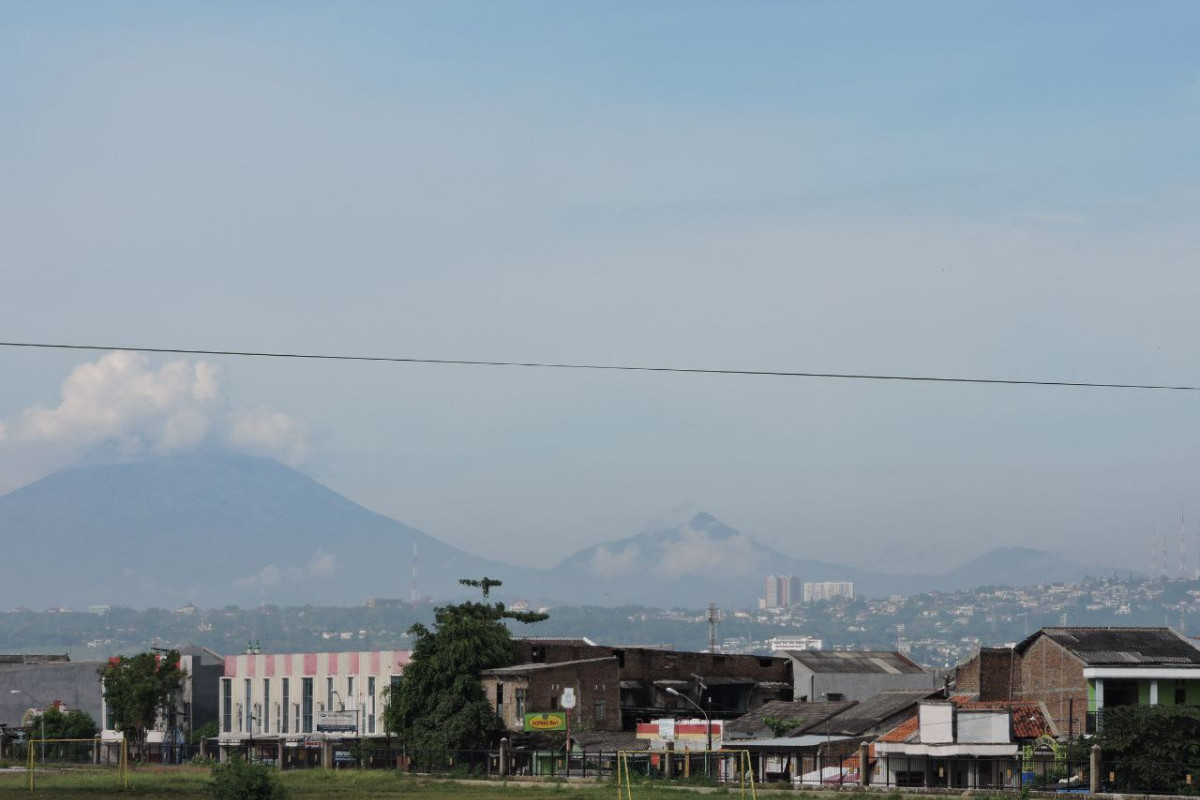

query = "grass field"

[{"left": 0, "top": 766, "right": 778, "bottom": 800}]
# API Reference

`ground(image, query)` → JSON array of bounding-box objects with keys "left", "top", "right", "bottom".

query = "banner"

[{"left": 523, "top": 712, "right": 567, "bottom": 732}]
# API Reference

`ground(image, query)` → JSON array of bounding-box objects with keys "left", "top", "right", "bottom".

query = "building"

[
  {"left": 803, "top": 582, "right": 854, "bottom": 603},
  {"left": 874, "top": 699, "right": 1056, "bottom": 789},
  {"left": 787, "top": 650, "right": 937, "bottom": 702},
  {"left": 217, "top": 650, "right": 409, "bottom": 747},
  {"left": 764, "top": 576, "right": 801, "bottom": 609},
  {"left": 0, "top": 654, "right": 105, "bottom": 729},
  {"left": 482, "top": 640, "right": 793, "bottom": 734},
  {"left": 956, "top": 627, "right": 1200, "bottom": 736},
  {"left": 99, "top": 646, "right": 226, "bottom": 753},
  {"left": 770, "top": 636, "right": 823, "bottom": 652}
]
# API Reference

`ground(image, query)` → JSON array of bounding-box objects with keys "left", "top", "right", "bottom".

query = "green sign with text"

[{"left": 523, "top": 712, "right": 567, "bottom": 732}]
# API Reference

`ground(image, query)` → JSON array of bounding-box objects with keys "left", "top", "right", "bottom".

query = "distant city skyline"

[{"left": 3, "top": 1, "right": 1200, "bottom": 575}]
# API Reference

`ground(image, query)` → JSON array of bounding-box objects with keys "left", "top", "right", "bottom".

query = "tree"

[
  {"left": 384, "top": 577, "right": 547, "bottom": 752},
  {"left": 1092, "top": 705, "right": 1200, "bottom": 793},
  {"left": 99, "top": 650, "right": 186, "bottom": 761},
  {"left": 32, "top": 707, "right": 99, "bottom": 740}
]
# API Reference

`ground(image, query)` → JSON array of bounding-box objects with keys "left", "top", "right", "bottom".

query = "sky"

[{"left": 2, "top": 1, "right": 1200, "bottom": 577}]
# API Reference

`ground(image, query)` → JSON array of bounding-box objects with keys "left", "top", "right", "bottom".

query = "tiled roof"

[
  {"left": 878, "top": 716, "right": 919, "bottom": 744},
  {"left": 824, "top": 689, "right": 941, "bottom": 735},
  {"left": 570, "top": 730, "right": 648, "bottom": 752},
  {"left": 1018, "top": 627, "right": 1200, "bottom": 666},
  {"left": 787, "top": 650, "right": 927, "bottom": 675},
  {"left": 952, "top": 698, "right": 1055, "bottom": 739},
  {"left": 725, "top": 700, "right": 856, "bottom": 737}
]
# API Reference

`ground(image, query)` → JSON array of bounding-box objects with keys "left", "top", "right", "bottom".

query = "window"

[
  {"left": 263, "top": 679, "right": 271, "bottom": 734},
  {"left": 245, "top": 679, "right": 253, "bottom": 733},
  {"left": 594, "top": 699, "right": 606, "bottom": 721},
  {"left": 612, "top": 650, "right": 625, "bottom": 668},
  {"left": 222, "top": 679, "right": 232, "bottom": 733},
  {"left": 302, "top": 678, "right": 314, "bottom": 733},
  {"left": 550, "top": 695, "right": 559, "bottom": 710},
  {"left": 496, "top": 683, "right": 505, "bottom": 713},
  {"left": 327, "top": 676, "right": 335, "bottom": 711},
  {"left": 532, "top": 646, "right": 546, "bottom": 663},
  {"left": 1177, "top": 680, "right": 1187, "bottom": 706},
  {"left": 281, "top": 679, "right": 290, "bottom": 734},
  {"left": 368, "top": 676, "right": 376, "bottom": 734},
  {"left": 825, "top": 692, "right": 845, "bottom": 702},
  {"left": 515, "top": 688, "right": 526, "bottom": 719},
  {"left": 347, "top": 676, "right": 355, "bottom": 712}
]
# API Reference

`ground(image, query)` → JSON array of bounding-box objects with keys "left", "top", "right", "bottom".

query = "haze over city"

[{"left": 3, "top": 1, "right": 1200, "bottom": 587}]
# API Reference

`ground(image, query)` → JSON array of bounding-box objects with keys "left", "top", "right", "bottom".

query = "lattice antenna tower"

[
  {"left": 1181, "top": 511, "right": 1189, "bottom": 580},
  {"left": 706, "top": 603, "right": 721, "bottom": 653},
  {"left": 410, "top": 541, "right": 420, "bottom": 603}
]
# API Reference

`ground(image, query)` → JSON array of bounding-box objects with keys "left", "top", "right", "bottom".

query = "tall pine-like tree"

[{"left": 384, "top": 578, "right": 546, "bottom": 750}]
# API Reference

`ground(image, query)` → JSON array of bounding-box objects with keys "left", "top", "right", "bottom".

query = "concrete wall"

[
  {"left": 0, "top": 661, "right": 105, "bottom": 728},
  {"left": 793, "top": 666, "right": 937, "bottom": 703}
]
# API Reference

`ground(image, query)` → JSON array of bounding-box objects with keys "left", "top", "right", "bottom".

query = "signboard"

[
  {"left": 523, "top": 712, "right": 567, "bottom": 732},
  {"left": 658, "top": 718, "right": 675, "bottom": 741},
  {"left": 316, "top": 711, "right": 358, "bottom": 733},
  {"left": 560, "top": 688, "right": 576, "bottom": 709}
]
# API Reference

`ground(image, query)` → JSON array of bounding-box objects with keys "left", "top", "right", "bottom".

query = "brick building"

[
  {"left": 953, "top": 627, "right": 1200, "bottom": 737},
  {"left": 482, "top": 639, "right": 792, "bottom": 734}
]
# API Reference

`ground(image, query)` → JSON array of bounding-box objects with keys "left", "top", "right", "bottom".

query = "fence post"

[
  {"left": 499, "top": 738, "right": 509, "bottom": 778},
  {"left": 1090, "top": 744, "right": 1101, "bottom": 794},
  {"left": 859, "top": 742, "right": 870, "bottom": 787}
]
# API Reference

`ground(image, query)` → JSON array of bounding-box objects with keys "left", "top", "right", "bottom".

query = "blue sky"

[{"left": 2, "top": 1, "right": 1199, "bottom": 577}]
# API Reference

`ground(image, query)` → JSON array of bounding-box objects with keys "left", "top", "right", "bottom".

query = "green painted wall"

[{"left": 1140, "top": 680, "right": 1153, "bottom": 705}]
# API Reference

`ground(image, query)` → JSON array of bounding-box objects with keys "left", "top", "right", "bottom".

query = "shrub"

[{"left": 211, "top": 755, "right": 286, "bottom": 800}]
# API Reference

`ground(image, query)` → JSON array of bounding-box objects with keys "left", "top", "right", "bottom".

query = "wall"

[
  {"left": 486, "top": 659, "right": 622, "bottom": 732},
  {"left": 1015, "top": 635, "right": 1086, "bottom": 736},
  {"left": 0, "top": 661, "right": 106, "bottom": 729}
]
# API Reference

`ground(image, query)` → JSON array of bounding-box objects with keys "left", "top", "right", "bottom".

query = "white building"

[
  {"left": 218, "top": 650, "right": 409, "bottom": 744},
  {"left": 769, "top": 636, "right": 823, "bottom": 652},
  {"left": 803, "top": 581, "right": 854, "bottom": 603}
]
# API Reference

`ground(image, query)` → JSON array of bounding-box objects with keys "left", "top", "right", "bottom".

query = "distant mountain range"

[{"left": 0, "top": 451, "right": 1114, "bottom": 609}]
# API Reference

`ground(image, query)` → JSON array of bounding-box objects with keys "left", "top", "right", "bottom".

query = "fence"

[{"left": 15, "top": 738, "right": 129, "bottom": 790}]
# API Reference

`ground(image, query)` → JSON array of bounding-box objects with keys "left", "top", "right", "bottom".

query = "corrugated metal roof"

[
  {"left": 787, "top": 650, "right": 927, "bottom": 674},
  {"left": 1019, "top": 627, "right": 1200, "bottom": 666}
]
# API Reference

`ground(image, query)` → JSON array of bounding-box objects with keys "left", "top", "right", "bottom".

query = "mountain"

[
  {"left": 0, "top": 450, "right": 530, "bottom": 609},
  {"left": 550, "top": 512, "right": 912, "bottom": 607},
  {"left": 549, "top": 513, "right": 1106, "bottom": 606},
  {"left": 0, "top": 452, "right": 1107, "bottom": 611}
]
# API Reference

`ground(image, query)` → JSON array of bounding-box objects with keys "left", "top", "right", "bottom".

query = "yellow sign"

[{"left": 524, "top": 712, "right": 567, "bottom": 732}]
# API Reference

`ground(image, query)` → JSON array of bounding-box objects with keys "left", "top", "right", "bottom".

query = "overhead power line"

[{"left": 0, "top": 339, "right": 1197, "bottom": 392}]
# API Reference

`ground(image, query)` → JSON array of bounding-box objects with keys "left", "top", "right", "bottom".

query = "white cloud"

[
  {"left": 309, "top": 551, "right": 336, "bottom": 577},
  {"left": 589, "top": 544, "right": 642, "bottom": 578},
  {"left": 586, "top": 522, "right": 765, "bottom": 580},
  {"left": 0, "top": 351, "right": 310, "bottom": 475},
  {"left": 235, "top": 564, "right": 283, "bottom": 589}
]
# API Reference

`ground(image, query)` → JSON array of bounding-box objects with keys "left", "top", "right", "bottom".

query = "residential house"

[
  {"left": 874, "top": 699, "right": 1056, "bottom": 789},
  {"left": 954, "top": 627, "right": 1200, "bottom": 735}
]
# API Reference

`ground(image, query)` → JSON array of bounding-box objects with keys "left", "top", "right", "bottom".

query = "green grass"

[{"left": 0, "top": 767, "right": 752, "bottom": 800}]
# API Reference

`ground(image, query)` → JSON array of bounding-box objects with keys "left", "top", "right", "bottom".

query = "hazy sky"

[{"left": 2, "top": 1, "right": 1199, "bottom": 575}]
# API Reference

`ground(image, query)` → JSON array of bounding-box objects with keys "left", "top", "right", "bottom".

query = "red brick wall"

[{"left": 1016, "top": 636, "right": 1087, "bottom": 736}]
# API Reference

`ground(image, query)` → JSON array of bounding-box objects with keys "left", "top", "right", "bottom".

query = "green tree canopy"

[
  {"left": 99, "top": 650, "right": 186, "bottom": 760},
  {"left": 1092, "top": 705, "right": 1200, "bottom": 793},
  {"left": 32, "top": 707, "right": 99, "bottom": 740},
  {"left": 384, "top": 577, "right": 547, "bottom": 751}
]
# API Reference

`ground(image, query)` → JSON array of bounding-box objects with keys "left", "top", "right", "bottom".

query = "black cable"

[{"left": 0, "top": 340, "right": 1196, "bottom": 392}]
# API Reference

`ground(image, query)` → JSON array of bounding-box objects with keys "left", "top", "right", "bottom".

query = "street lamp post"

[
  {"left": 665, "top": 687, "right": 712, "bottom": 776},
  {"left": 10, "top": 690, "right": 46, "bottom": 764}
]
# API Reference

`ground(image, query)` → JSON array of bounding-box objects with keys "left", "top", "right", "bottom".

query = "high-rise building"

[
  {"left": 764, "top": 575, "right": 780, "bottom": 609},
  {"left": 764, "top": 575, "right": 800, "bottom": 609},
  {"left": 803, "top": 581, "right": 855, "bottom": 603}
]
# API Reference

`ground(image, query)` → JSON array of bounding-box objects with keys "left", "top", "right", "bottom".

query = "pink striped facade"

[
  {"left": 220, "top": 650, "right": 410, "bottom": 741},
  {"left": 224, "top": 650, "right": 410, "bottom": 679}
]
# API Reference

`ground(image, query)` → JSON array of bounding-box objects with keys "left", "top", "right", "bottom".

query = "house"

[
  {"left": 873, "top": 699, "right": 1056, "bottom": 789},
  {"left": 954, "top": 627, "right": 1200, "bottom": 735},
  {"left": 786, "top": 650, "right": 937, "bottom": 702}
]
